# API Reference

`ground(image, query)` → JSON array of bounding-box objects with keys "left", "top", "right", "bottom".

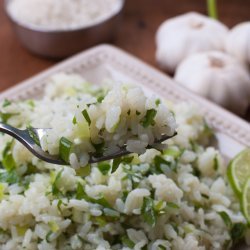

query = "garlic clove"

[
  {"left": 225, "top": 22, "right": 250, "bottom": 66},
  {"left": 174, "top": 51, "right": 250, "bottom": 116},
  {"left": 156, "top": 12, "right": 229, "bottom": 74}
]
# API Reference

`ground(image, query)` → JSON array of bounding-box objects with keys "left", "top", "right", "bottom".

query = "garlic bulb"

[
  {"left": 174, "top": 51, "right": 250, "bottom": 115},
  {"left": 225, "top": 22, "right": 250, "bottom": 66},
  {"left": 156, "top": 12, "right": 228, "bottom": 74}
]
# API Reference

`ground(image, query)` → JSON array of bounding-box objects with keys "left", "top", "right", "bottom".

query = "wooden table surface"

[{"left": 0, "top": 0, "right": 250, "bottom": 92}]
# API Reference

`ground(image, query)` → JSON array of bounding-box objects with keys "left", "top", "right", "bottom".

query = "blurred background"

[{"left": 0, "top": 0, "right": 249, "bottom": 95}]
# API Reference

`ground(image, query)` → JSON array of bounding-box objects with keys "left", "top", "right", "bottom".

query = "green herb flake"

[
  {"left": 154, "top": 200, "right": 164, "bottom": 211},
  {"left": 97, "top": 96, "right": 104, "bottom": 103},
  {"left": 127, "top": 109, "right": 131, "bottom": 115},
  {"left": 163, "top": 148, "right": 181, "bottom": 158},
  {"left": 57, "top": 199, "right": 66, "bottom": 213},
  {"left": 76, "top": 183, "right": 86, "bottom": 200},
  {"left": 155, "top": 99, "right": 161, "bottom": 106},
  {"left": 75, "top": 165, "right": 91, "bottom": 177},
  {"left": 2, "top": 99, "right": 11, "bottom": 108},
  {"left": 166, "top": 202, "right": 180, "bottom": 209},
  {"left": 82, "top": 109, "right": 91, "bottom": 125},
  {"left": 218, "top": 211, "right": 232, "bottom": 228},
  {"left": 95, "top": 216, "right": 107, "bottom": 227},
  {"left": 154, "top": 155, "right": 174, "bottom": 173},
  {"left": 48, "top": 221, "right": 59, "bottom": 233},
  {"left": 27, "top": 126, "right": 41, "bottom": 146},
  {"left": 122, "top": 167, "right": 142, "bottom": 188},
  {"left": 201, "top": 193, "right": 209, "bottom": 199},
  {"left": 27, "top": 100, "right": 35, "bottom": 108},
  {"left": 59, "top": 137, "right": 73, "bottom": 163},
  {"left": 26, "top": 163, "right": 37, "bottom": 175},
  {"left": 112, "top": 156, "right": 134, "bottom": 173},
  {"left": 0, "top": 184, "right": 5, "bottom": 200},
  {"left": 121, "top": 235, "right": 135, "bottom": 248},
  {"left": 213, "top": 155, "right": 219, "bottom": 171},
  {"left": 45, "top": 231, "right": 53, "bottom": 243},
  {"left": 171, "top": 223, "right": 179, "bottom": 234},
  {"left": 0, "top": 170, "right": 19, "bottom": 184},
  {"left": 141, "top": 109, "right": 157, "bottom": 128},
  {"left": 193, "top": 167, "right": 201, "bottom": 178},
  {"left": 97, "top": 162, "right": 111, "bottom": 175},
  {"left": 2, "top": 141, "right": 16, "bottom": 171},
  {"left": 136, "top": 110, "right": 141, "bottom": 116},
  {"left": 230, "top": 223, "right": 247, "bottom": 243},
  {"left": 141, "top": 197, "right": 157, "bottom": 227},
  {"left": 0, "top": 112, "right": 19, "bottom": 123},
  {"left": 72, "top": 116, "right": 77, "bottom": 125},
  {"left": 51, "top": 169, "right": 63, "bottom": 197}
]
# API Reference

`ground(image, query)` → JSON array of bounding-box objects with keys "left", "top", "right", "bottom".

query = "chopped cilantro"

[
  {"left": 97, "top": 162, "right": 111, "bottom": 175},
  {"left": 26, "top": 100, "right": 35, "bottom": 108},
  {"left": 154, "top": 155, "right": 176, "bottom": 173},
  {"left": 155, "top": 99, "right": 161, "bottom": 106},
  {"left": 51, "top": 169, "right": 63, "bottom": 197},
  {"left": 72, "top": 116, "right": 77, "bottom": 125},
  {"left": 45, "top": 231, "right": 53, "bottom": 243},
  {"left": 141, "top": 197, "right": 157, "bottom": 227},
  {"left": 48, "top": 221, "right": 59, "bottom": 233},
  {"left": 112, "top": 156, "right": 134, "bottom": 173},
  {"left": 2, "top": 99, "right": 11, "bottom": 108},
  {"left": 97, "top": 96, "right": 104, "bottom": 103},
  {"left": 230, "top": 223, "right": 247, "bottom": 243},
  {"left": 82, "top": 109, "right": 91, "bottom": 125},
  {"left": 121, "top": 235, "right": 135, "bottom": 248},
  {"left": 218, "top": 211, "right": 232, "bottom": 228},
  {"left": 27, "top": 126, "right": 41, "bottom": 146},
  {"left": 75, "top": 165, "right": 91, "bottom": 177},
  {"left": 163, "top": 147, "right": 181, "bottom": 158},
  {"left": 154, "top": 200, "right": 164, "bottom": 211},
  {"left": 201, "top": 193, "right": 209, "bottom": 199},
  {"left": 213, "top": 155, "right": 219, "bottom": 171},
  {"left": 0, "top": 170, "right": 19, "bottom": 184},
  {"left": 57, "top": 199, "right": 66, "bottom": 213},
  {"left": 59, "top": 137, "right": 73, "bottom": 164},
  {"left": 122, "top": 166, "right": 142, "bottom": 188},
  {"left": 0, "top": 112, "right": 19, "bottom": 123},
  {"left": 2, "top": 141, "right": 15, "bottom": 171},
  {"left": 141, "top": 109, "right": 157, "bottom": 128},
  {"left": 166, "top": 202, "right": 180, "bottom": 209}
]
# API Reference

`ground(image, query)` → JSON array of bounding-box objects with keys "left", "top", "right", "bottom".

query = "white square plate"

[{"left": 0, "top": 44, "right": 249, "bottom": 249}]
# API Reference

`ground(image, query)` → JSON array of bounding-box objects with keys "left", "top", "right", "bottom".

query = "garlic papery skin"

[
  {"left": 225, "top": 22, "right": 250, "bottom": 66},
  {"left": 174, "top": 51, "right": 250, "bottom": 116},
  {"left": 156, "top": 12, "right": 229, "bottom": 74}
]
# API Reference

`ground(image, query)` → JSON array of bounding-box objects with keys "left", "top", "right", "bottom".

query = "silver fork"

[{"left": 0, "top": 122, "right": 176, "bottom": 165}]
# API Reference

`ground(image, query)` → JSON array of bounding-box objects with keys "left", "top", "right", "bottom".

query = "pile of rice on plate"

[{"left": 0, "top": 73, "right": 249, "bottom": 250}]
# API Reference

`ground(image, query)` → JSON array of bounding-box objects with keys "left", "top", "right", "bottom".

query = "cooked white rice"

[
  {"left": 0, "top": 73, "right": 248, "bottom": 250},
  {"left": 8, "top": 0, "right": 122, "bottom": 30}
]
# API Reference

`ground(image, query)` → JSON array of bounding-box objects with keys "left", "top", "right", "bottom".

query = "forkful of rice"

[{"left": 0, "top": 85, "right": 177, "bottom": 168}]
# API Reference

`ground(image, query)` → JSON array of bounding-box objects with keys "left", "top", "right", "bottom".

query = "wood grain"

[{"left": 0, "top": 0, "right": 250, "bottom": 92}]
